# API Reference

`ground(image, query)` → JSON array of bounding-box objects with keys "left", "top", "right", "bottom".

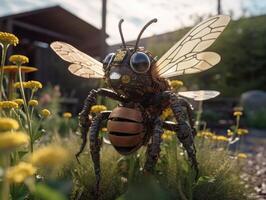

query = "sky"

[{"left": 0, "top": 0, "right": 266, "bottom": 44}]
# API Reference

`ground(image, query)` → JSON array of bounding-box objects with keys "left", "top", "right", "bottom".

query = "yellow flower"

[
  {"left": 198, "top": 131, "right": 214, "bottom": 138},
  {"left": 91, "top": 105, "right": 107, "bottom": 113},
  {"left": 0, "top": 101, "right": 18, "bottom": 109},
  {"left": 170, "top": 80, "right": 183, "bottom": 90},
  {"left": 14, "top": 80, "right": 42, "bottom": 90},
  {"left": 234, "top": 106, "right": 243, "bottom": 112},
  {"left": 0, "top": 131, "right": 29, "bottom": 151},
  {"left": 24, "top": 80, "right": 42, "bottom": 90},
  {"left": 237, "top": 128, "right": 249, "bottom": 136},
  {"left": 212, "top": 135, "right": 218, "bottom": 140},
  {"left": 233, "top": 111, "right": 243, "bottom": 117},
  {"left": 63, "top": 112, "right": 72, "bottom": 118},
  {"left": 9, "top": 55, "right": 29, "bottom": 66},
  {"left": 161, "top": 130, "right": 175, "bottom": 141},
  {"left": 161, "top": 108, "right": 173, "bottom": 120},
  {"left": 227, "top": 129, "right": 234, "bottom": 136},
  {"left": 13, "top": 82, "right": 26, "bottom": 89},
  {"left": 216, "top": 135, "right": 229, "bottom": 142},
  {"left": 30, "top": 145, "right": 69, "bottom": 168},
  {"left": 28, "top": 100, "right": 38, "bottom": 107},
  {"left": 3, "top": 65, "right": 38, "bottom": 73},
  {"left": 237, "top": 153, "right": 248, "bottom": 159},
  {"left": 40, "top": 109, "right": 51, "bottom": 118},
  {"left": 0, "top": 118, "right": 19, "bottom": 131},
  {"left": 101, "top": 127, "right": 108, "bottom": 132},
  {"left": 6, "top": 162, "right": 36, "bottom": 183},
  {"left": 0, "top": 32, "right": 19, "bottom": 46},
  {"left": 13, "top": 99, "right": 24, "bottom": 106}
]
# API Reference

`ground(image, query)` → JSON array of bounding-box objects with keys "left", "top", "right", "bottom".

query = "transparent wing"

[
  {"left": 50, "top": 41, "right": 104, "bottom": 78},
  {"left": 179, "top": 90, "right": 220, "bottom": 101},
  {"left": 153, "top": 15, "right": 230, "bottom": 78}
]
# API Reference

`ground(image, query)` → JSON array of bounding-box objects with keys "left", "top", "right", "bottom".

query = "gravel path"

[{"left": 242, "top": 144, "right": 266, "bottom": 200}]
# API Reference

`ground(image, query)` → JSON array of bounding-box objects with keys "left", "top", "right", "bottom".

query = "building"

[{"left": 0, "top": 5, "right": 108, "bottom": 111}]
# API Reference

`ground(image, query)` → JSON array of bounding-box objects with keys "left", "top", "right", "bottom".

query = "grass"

[{"left": 59, "top": 134, "right": 251, "bottom": 200}]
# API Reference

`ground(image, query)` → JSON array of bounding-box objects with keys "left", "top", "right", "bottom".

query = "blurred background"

[{"left": 0, "top": 0, "right": 265, "bottom": 136}]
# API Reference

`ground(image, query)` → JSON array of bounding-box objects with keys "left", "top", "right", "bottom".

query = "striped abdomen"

[{"left": 107, "top": 106, "right": 144, "bottom": 155}]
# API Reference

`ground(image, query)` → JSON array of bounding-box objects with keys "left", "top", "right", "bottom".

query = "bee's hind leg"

[
  {"left": 89, "top": 111, "right": 111, "bottom": 199},
  {"left": 168, "top": 92, "right": 199, "bottom": 180},
  {"left": 144, "top": 117, "right": 163, "bottom": 173}
]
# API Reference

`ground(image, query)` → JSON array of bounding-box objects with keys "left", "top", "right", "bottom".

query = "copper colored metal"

[
  {"left": 107, "top": 120, "right": 143, "bottom": 134},
  {"left": 109, "top": 107, "right": 143, "bottom": 122},
  {"left": 108, "top": 134, "right": 143, "bottom": 147}
]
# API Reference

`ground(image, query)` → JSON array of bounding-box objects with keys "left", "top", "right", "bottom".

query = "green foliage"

[
  {"left": 246, "top": 108, "right": 266, "bottom": 129},
  {"left": 34, "top": 183, "right": 67, "bottom": 200},
  {"left": 66, "top": 136, "right": 250, "bottom": 200},
  {"left": 147, "top": 15, "right": 266, "bottom": 96}
]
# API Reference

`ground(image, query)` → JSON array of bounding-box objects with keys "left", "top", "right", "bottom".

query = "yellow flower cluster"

[
  {"left": 237, "top": 128, "right": 248, "bottom": 135},
  {"left": 233, "top": 111, "right": 243, "bottom": 117},
  {"left": 227, "top": 129, "right": 233, "bottom": 136},
  {"left": 9, "top": 55, "right": 29, "bottom": 65},
  {"left": 161, "top": 130, "right": 175, "bottom": 141},
  {"left": 170, "top": 80, "right": 183, "bottom": 90},
  {"left": 13, "top": 99, "right": 24, "bottom": 106},
  {"left": 14, "top": 80, "right": 42, "bottom": 90},
  {"left": 91, "top": 105, "right": 107, "bottom": 113},
  {"left": 212, "top": 135, "right": 229, "bottom": 142},
  {"left": 30, "top": 145, "right": 69, "bottom": 168},
  {"left": 197, "top": 131, "right": 214, "bottom": 138},
  {"left": 40, "top": 109, "right": 51, "bottom": 118},
  {"left": 0, "top": 131, "right": 29, "bottom": 151},
  {"left": 28, "top": 99, "right": 38, "bottom": 107},
  {"left": 161, "top": 108, "right": 173, "bottom": 120},
  {"left": 0, "top": 32, "right": 19, "bottom": 46},
  {"left": 237, "top": 153, "right": 247, "bottom": 159},
  {"left": 0, "top": 118, "right": 19, "bottom": 131},
  {"left": 234, "top": 106, "right": 243, "bottom": 112},
  {"left": 101, "top": 127, "right": 108, "bottom": 132},
  {"left": 0, "top": 101, "right": 18, "bottom": 109},
  {"left": 6, "top": 162, "right": 36, "bottom": 183},
  {"left": 63, "top": 112, "right": 72, "bottom": 118},
  {"left": 198, "top": 131, "right": 229, "bottom": 142}
]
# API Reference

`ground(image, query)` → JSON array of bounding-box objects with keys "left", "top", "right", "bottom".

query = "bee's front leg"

[
  {"left": 144, "top": 117, "right": 163, "bottom": 173},
  {"left": 89, "top": 111, "right": 111, "bottom": 199},
  {"left": 76, "top": 88, "right": 124, "bottom": 160},
  {"left": 167, "top": 91, "right": 199, "bottom": 179}
]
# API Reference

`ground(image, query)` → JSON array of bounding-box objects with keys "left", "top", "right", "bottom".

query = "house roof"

[{"left": 0, "top": 5, "right": 107, "bottom": 53}]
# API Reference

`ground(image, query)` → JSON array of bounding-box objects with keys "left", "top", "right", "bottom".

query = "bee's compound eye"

[
  {"left": 130, "top": 52, "right": 150, "bottom": 73},
  {"left": 103, "top": 53, "right": 115, "bottom": 66}
]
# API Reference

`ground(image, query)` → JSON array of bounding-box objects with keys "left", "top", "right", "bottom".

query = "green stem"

[
  {"left": 18, "top": 65, "right": 33, "bottom": 152},
  {"left": 195, "top": 101, "right": 203, "bottom": 132},
  {"left": 1, "top": 154, "right": 10, "bottom": 200},
  {"left": 0, "top": 44, "right": 8, "bottom": 102}
]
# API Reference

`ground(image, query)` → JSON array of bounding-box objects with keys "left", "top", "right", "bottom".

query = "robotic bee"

[{"left": 51, "top": 15, "right": 230, "bottom": 193}]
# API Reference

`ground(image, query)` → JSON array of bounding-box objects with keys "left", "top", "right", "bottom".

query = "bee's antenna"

[
  {"left": 119, "top": 19, "right": 127, "bottom": 48},
  {"left": 134, "top": 18, "right": 157, "bottom": 50}
]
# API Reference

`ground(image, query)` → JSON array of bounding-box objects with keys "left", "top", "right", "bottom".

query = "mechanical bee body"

[{"left": 51, "top": 15, "right": 230, "bottom": 197}]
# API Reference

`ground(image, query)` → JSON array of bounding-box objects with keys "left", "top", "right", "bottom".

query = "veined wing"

[
  {"left": 179, "top": 90, "right": 220, "bottom": 101},
  {"left": 50, "top": 41, "right": 104, "bottom": 79},
  {"left": 153, "top": 15, "right": 230, "bottom": 78}
]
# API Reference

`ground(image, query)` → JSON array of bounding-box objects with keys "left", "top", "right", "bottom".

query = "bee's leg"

[
  {"left": 89, "top": 111, "right": 111, "bottom": 198},
  {"left": 168, "top": 92, "right": 199, "bottom": 180},
  {"left": 178, "top": 97, "right": 196, "bottom": 137},
  {"left": 76, "top": 88, "right": 124, "bottom": 160},
  {"left": 144, "top": 117, "right": 163, "bottom": 172}
]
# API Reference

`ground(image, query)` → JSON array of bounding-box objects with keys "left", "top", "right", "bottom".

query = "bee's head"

[{"left": 103, "top": 19, "right": 157, "bottom": 98}]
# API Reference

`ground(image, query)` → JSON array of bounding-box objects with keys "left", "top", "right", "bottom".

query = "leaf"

[
  {"left": 193, "top": 176, "right": 216, "bottom": 189},
  {"left": 34, "top": 183, "right": 67, "bottom": 200},
  {"left": 18, "top": 151, "right": 29, "bottom": 159}
]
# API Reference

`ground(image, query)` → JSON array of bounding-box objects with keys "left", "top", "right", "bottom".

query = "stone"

[{"left": 240, "top": 90, "right": 266, "bottom": 113}]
